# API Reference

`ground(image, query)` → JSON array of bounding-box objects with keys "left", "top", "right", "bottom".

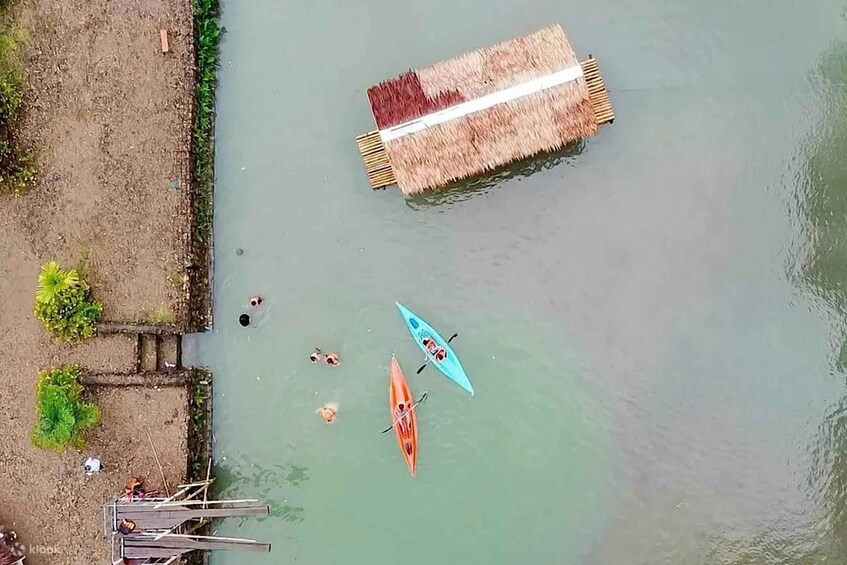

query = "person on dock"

[
  {"left": 317, "top": 405, "right": 337, "bottom": 424},
  {"left": 117, "top": 518, "right": 136, "bottom": 535}
]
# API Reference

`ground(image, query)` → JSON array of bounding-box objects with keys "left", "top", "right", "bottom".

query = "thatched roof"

[{"left": 365, "top": 25, "right": 599, "bottom": 195}]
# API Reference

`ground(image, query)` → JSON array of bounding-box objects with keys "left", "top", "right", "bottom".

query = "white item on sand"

[{"left": 84, "top": 456, "right": 101, "bottom": 476}]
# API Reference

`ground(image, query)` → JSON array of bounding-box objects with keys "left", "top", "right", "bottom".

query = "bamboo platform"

[
  {"left": 356, "top": 56, "right": 614, "bottom": 190},
  {"left": 581, "top": 56, "right": 614, "bottom": 125},
  {"left": 356, "top": 130, "right": 395, "bottom": 189}
]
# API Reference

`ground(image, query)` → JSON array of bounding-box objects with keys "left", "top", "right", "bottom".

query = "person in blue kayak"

[{"left": 422, "top": 337, "right": 446, "bottom": 362}]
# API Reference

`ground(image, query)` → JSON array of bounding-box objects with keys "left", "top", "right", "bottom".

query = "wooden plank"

[
  {"left": 126, "top": 537, "right": 271, "bottom": 553},
  {"left": 83, "top": 371, "right": 188, "bottom": 387},
  {"left": 98, "top": 322, "right": 182, "bottom": 335},
  {"left": 160, "top": 29, "right": 170, "bottom": 53},
  {"left": 123, "top": 546, "right": 190, "bottom": 559},
  {"left": 119, "top": 505, "right": 269, "bottom": 521}
]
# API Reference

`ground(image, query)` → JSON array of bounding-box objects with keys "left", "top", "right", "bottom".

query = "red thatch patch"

[{"left": 367, "top": 71, "right": 465, "bottom": 129}]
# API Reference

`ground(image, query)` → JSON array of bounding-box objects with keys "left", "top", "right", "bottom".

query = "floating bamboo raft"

[
  {"left": 355, "top": 26, "right": 614, "bottom": 195},
  {"left": 356, "top": 131, "right": 396, "bottom": 188}
]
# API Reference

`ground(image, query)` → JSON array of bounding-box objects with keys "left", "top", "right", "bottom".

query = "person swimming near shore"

[
  {"left": 249, "top": 295, "right": 263, "bottom": 307},
  {"left": 317, "top": 404, "right": 337, "bottom": 424},
  {"left": 309, "top": 349, "right": 339, "bottom": 365}
]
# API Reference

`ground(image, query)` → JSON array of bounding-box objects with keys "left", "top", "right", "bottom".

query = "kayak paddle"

[
  {"left": 381, "top": 392, "right": 428, "bottom": 433},
  {"left": 416, "top": 333, "right": 458, "bottom": 374}
]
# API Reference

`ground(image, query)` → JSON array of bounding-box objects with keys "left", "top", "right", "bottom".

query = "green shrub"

[
  {"left": 193, "top": 0, "right": 222, "bottom": 242},
  {"left": 0, "top": 139, "right": 35, "bottom": 195},
  {"left": 0, "top": 10, "right": 32, "bottom": 196},
  {"left": 34, "top": 261, "right": 102, "bottom": 341},
  {"left": 0, "top": 72, "right": 20, "bottom": 121},
  {"left": 32, "top": 365, "right": 101, "bottom": 451}
]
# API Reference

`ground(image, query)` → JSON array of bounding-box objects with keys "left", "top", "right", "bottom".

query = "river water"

[{"left": 187, "top": 1, "right": 847, "bottom": 563}]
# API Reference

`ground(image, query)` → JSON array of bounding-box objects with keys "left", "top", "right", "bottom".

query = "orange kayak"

[{"left": 389, "top": 355, "right": 418, "bottom": 477}]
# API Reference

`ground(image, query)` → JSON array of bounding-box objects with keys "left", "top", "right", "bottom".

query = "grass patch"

[
  {"left": 168, "top": 269, "right": 185, "bottom": 288},
  {"left": 34, "top": 261, "right": 102, "bottom": 341},
  {"left": 150, "top": 304, "right": 174, "bottom": 325},
  {"left": 32, "top": 365, "right": 101, "bottom": 452},
  {"left": 193, "top": 0, "right": 222, "bottom": 242},
  {"left": 0, "top": 0, "right": 35, "bottom": 196}
]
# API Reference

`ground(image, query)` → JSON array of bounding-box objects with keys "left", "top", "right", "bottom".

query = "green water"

[{"left": 188, "top": 1, "right": 847, "bottom": 563}]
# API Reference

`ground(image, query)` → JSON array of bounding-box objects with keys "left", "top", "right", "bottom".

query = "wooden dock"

[
  {"left": 112, "top": 501, "right": 268, "bottom": 531},
  {"left": 97, "top": 321, "right": 183, "bottom": 373},
  {"left": 104, "top": 479, "right": 272, "bottom": 562}
]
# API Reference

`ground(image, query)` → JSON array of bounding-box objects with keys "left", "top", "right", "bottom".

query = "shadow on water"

[
  {"left": 710, "top": 35, "right": 847, "bottom": 565},
  {"left": 215, "top": 460, "right": 309, "bottom": 523},
  {"left": 404, "top": 138, "right": 586, "bottom": 209}
]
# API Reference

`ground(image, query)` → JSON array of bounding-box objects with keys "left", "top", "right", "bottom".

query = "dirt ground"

[
  {"left": 0, "top": 0, "right": 196, "bottom": 563},
  {"left": 6, "top": 0, "right": 194, "bottom": 325}
]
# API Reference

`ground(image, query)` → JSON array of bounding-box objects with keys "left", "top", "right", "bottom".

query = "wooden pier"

[
  {"left": 104, "top": 479, "right": 271, "bottom": 563},
  {"left": 97, "top": 321, "right": 183, "bottom": 374}
]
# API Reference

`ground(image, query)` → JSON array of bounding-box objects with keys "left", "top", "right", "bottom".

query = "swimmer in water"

[
  {"left": 325, "top": 352, "right": 340, "bottom": 366},
  {"left": 317, "top": 404, "right": 337, "bottom": 424}
]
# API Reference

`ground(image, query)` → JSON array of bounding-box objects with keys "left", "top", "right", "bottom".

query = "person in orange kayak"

[{"left": 395, "top": 403, "right": 411, "bottom": 434}]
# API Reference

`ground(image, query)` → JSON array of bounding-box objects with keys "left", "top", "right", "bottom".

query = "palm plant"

[
  {"left": 35, "top": 260, "right": 78, "bottom": 304},
  {"left": 34, "top": 261, "right": 100, "bottom": 341}
]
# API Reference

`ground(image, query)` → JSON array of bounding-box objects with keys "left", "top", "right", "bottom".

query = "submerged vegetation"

[
  {"left": 32, "top": 365, "right": 100, "bottom": 452},
  {"left": 188, "top": 370, "right": 211, "bottom": 479},
  {"left": 193, "top": 0, "right": 222, "bottom": 242},
  {"left": 34, "top": 261, "right": 102, "bottom": 341},
  {"left": 0, "top": 0, "right": 35, "bottom": 195}
]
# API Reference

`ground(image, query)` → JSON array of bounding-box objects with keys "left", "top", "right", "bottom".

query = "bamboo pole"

[{"left": 145, "top": 427, "right": 171, "bottom": 497}]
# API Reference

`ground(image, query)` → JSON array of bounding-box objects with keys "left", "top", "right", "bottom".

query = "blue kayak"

[{"left": 396, "top": 302, "right": 474, "bottom": 395}]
